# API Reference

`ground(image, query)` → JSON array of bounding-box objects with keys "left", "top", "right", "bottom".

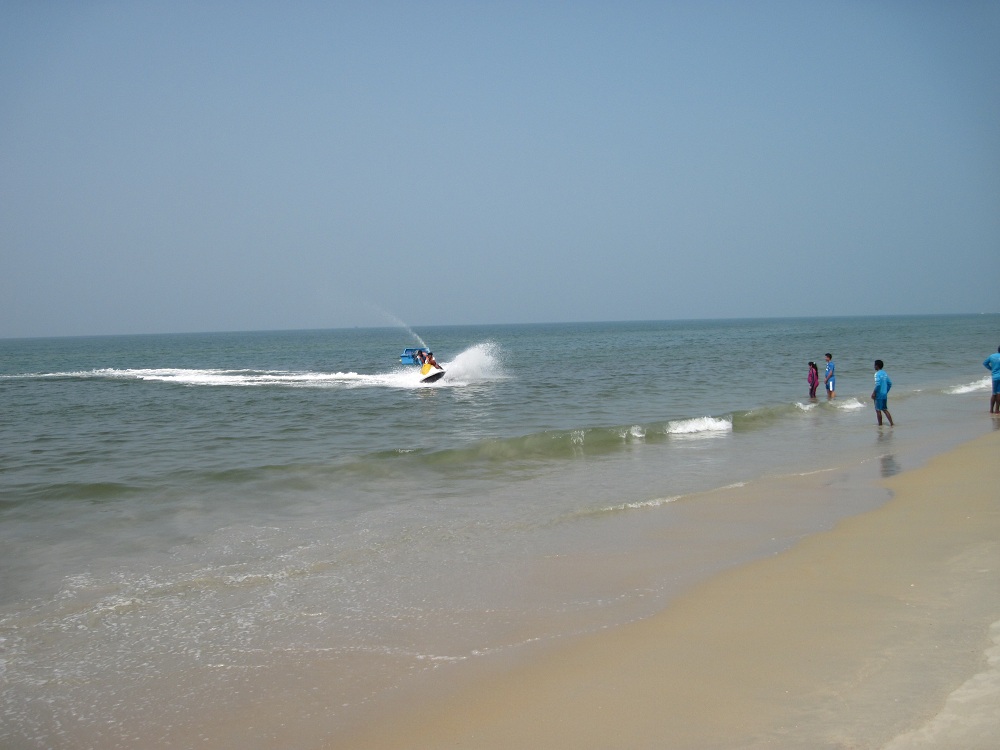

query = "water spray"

[{"left": 366, "top": 304, "right": 427, "bottom": 349}]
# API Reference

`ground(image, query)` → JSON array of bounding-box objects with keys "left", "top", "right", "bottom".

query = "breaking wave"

[{"left": 945, "top": 377, "right": 990, "bottom": 395}]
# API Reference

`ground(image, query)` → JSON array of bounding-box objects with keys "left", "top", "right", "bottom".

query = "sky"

[{"left": 2, "top": 1, "right": 998, "bottom": 338}]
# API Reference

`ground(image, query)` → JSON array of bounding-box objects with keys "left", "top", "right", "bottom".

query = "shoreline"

[{"left": 338, "top": 429, "right": 1000, "bottom": 749}]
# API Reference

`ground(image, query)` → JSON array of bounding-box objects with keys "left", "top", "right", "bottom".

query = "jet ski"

[{"left": 400, "top": 348, "right": 445, "bottom": 383}]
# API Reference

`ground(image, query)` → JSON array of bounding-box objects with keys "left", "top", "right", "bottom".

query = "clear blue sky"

[{"left": 2, "top": 1, "right": 998, "bottom": 338}]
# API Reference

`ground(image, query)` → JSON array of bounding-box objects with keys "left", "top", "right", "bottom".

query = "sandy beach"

[{"left": 340, "top": 429, "right": 1000, "bottom": 749}]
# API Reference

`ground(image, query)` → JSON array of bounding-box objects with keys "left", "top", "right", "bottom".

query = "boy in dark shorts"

[{"left": 871, "top": 359, "right": 894, "bottom": 426}]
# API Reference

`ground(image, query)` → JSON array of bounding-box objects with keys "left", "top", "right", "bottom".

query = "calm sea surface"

[{"left": 1, "top": 315, "right": 996, "bottom": 747}]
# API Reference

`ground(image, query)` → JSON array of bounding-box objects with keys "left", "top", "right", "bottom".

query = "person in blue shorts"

[
  {"left": 985, "top": 346, "right": 1000, "bottom": 414},
  {"left": 824, "top": 353, "right": 835, "bottom": 399},
  {"left": 871, "top": 359, "right": 893, "bottom": 426}
]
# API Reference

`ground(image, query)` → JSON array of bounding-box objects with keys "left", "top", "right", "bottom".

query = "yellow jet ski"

[{"left": 400, "top": 348, "right": 445, "bottom": 383}]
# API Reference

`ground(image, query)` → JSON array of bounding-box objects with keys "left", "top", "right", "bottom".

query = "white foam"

[
  {"left": 39, "top": 343, "right": 506, "bottom": 391},
  {"left": 946, "top": 377, "right": 990, "bottom": 395},
  {"left": 835, "top": 397, "right": 866, "bottom": 411},
  {"left": 664, "top": 416, "right": 732, "bottom": 436},
  {"left": 617, "top": 425, "right": 646, "bottom": 441},
  {"left": 602, "top": 495, "right": 680, "bottom": 512},
  {"left": 54, "top": 367, "right": 373, "bottom": 388}
]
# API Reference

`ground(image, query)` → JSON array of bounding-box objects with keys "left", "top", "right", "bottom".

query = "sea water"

[{"left": 1, "top": 315, "right": 996, "bottom": 747}]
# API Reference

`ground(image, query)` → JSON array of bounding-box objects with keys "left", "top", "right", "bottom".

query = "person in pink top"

[{"left": 807, "top": 361, "right": 819, "bottom": 399}]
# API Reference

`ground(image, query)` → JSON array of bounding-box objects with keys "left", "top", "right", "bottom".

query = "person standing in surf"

[
  {"left": 807, "top": 361, "right": 819, "bottom": 399},
  {"left": 871, "top": 359, "right": 894, "bottom": 426},
  {"left": 824, "top": 353, "right": 836, "bottom": 399},
  {"left": 985, "top": 346, "right": 1000, "bottom": 414}
]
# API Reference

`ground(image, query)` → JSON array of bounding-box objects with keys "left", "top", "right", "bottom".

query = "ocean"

[{"left": 1, "top": 314, "right": 996, "bottom": 748}]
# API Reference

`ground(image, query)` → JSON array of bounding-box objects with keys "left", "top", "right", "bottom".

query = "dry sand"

[{"left": 339, "top": 430, "right": 1000, "bottom": 749}]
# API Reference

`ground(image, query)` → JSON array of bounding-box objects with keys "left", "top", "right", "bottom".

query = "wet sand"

[{"left": 339, "top": 429, "right": 1000, "bottom": 749}]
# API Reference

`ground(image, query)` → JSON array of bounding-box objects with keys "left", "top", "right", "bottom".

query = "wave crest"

[
  {"left": 946, "top": 378, "right": 990, "bottom": 395},
  {"left": 664, "top": 416, "right": 732, "bottom": 436},
  {"left": 835, "top": 398, "right": 867, "bottom": 411}
]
